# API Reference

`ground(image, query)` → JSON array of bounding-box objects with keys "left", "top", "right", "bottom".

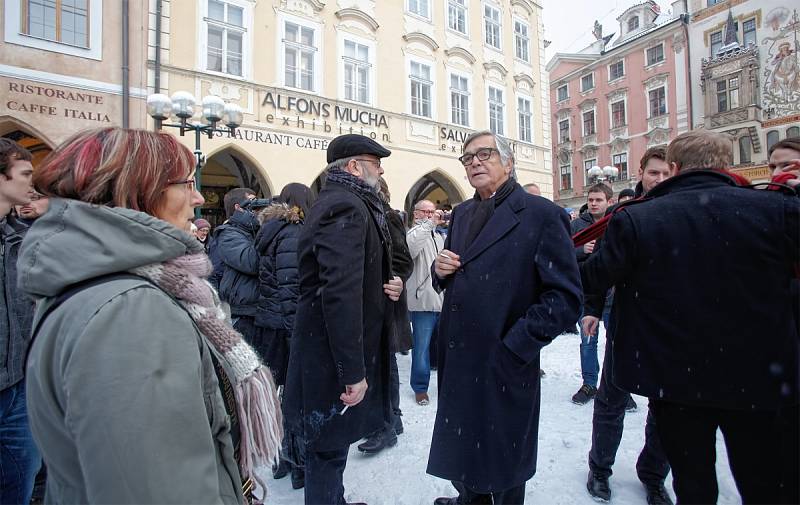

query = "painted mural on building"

[{"left": 762, "top": 7, "right": 800, "bottom": 119}]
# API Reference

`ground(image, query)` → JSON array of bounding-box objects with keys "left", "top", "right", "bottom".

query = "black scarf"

[
  {"left": 325, "top": 168, "right": 393, "bottom": 264},
  {"left": 463, "top": 178, "right": 519, "bottom": 248}
]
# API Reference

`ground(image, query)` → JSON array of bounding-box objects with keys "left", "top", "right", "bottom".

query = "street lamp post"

[
  {"left": 146, "top": 92, "right": 243, "bottom": 216},
  {"left": 587, "top": 165, "right": 619, "bottom": 184}
]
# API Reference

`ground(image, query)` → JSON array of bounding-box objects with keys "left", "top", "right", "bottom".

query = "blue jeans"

[
  {"left": 1, "top": 381, "right": 41, "bottom": 505},
  {"left": 410, "top": 311, "right": 439, "bottom": 394},
  {"left": 579, "top": 303, "right": 611, "bottom": 388}
]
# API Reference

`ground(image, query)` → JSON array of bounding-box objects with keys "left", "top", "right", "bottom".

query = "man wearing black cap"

[{"left": 283, "top": 134, "right": 402, "bottom": 505}]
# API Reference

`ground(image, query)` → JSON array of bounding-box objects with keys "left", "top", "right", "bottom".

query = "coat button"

[
  {"left": 448, "top": 341, "right": 456, "bottom": 349},
  {"left": 450, "top": 303, "right": 460, "bottom": 311},
  {"left": 458, "top": 267, "right": 465, "bottom": 273}
]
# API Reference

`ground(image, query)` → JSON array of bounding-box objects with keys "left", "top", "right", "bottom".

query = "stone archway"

[
  {"left": 202, "top": 145, "right": 273, "bottom": 226},
  {"left": 404, "top": 169, "right": 465, "bottom": 219},
  {"left": 0, "top": 117, "right": 55, "bottom": 167}
]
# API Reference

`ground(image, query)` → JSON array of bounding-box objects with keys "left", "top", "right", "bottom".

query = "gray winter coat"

[{"left": 20, "top": 199, "right": 243, "bottom": 505}]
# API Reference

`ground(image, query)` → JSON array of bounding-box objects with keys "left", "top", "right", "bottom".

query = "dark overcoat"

[
  {"left": 426, "top": 186, "right": 582, "bottom": 493},
  {"left": 283, "top": 181, "right": 392, "bottom": 452},
  {"left": 385, "top": 206, "right": 413, "bottom": 353},
  {"left": 581, "top": 170, "right": 800, "bottom": 410}
]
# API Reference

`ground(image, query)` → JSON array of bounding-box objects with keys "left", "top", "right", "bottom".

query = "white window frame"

[
  {"left": 558, "top": 118, "right": 570, "bottom": 143},
  {"left": 407, "top": 0, "right": 431, "bottom": 20},
  {"left": 557, "top": 84, "right": 569, "bottom": 102},
  {"left": 338, "top": 32, "right": 376, "bottom": 106},
  {"left": 608, "top": 60, "right": 625, "bottom": 82},
  {"left": 277, "top": 12, "right": 323, "bottom": 93},
  {"left": 483, "top": 3, "right": 502, "bottom": 50},
  {"left": 582, "top": 108, "right": 596, "bottom": 137},
  {"left": 609, "top": 97, "right": 627, "bottom": 129},
  {"left": 560, "top": 164, "right": 572, "bottom": 190},
  {"left": 648, "top": 86, "right": 668, "bottom": 118},
  {"left": 513, "top": 17, "right": 531, "bottom": 64},
  {"left": 645, "top": 42, "right": 665, "bottom": 67},
  {"left": 580, "top": 72, "right": 595, "bottom": 92},
  {"left": 448, "top": 69, "right": 472, "bottom": 127},
  {"left": 4, "top": 0, "right": 103, "bottom": 60},
  {"left": 517, "top": 93, "right": 533, "bottom": 143},
  {"left": 446, "top": 0, "right": 469, "bottom": 36},
  {"left": 612, "top": 152, "right": 629, "bottom": 180},
  {"left": 742, "top": 18, "right": 757, "bottom": 47},
  {"left": 407, "top": 56, "right": 436, "bottom": 119},
  {"left": 486, "top": 84, "right": 506, "bottom": 135},
  {"left": 710, "top": 30, "right": 723, "bottom": 57},
  {"left": 200, "top": 0, "right": 251, "bottom": 79}
]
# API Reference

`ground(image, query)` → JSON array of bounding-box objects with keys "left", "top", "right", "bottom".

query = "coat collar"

[
  {"left": 457, "top": 185, "right": 527, "bottom": 265},
  {"left": 646, "top": 169, "right": 742, "bottom": 199}
]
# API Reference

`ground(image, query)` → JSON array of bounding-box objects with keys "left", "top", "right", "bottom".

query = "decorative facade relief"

[
  {"left": 762, "top": 7, "right": 800, "bottom": 119},
  {"left": 281, "top": 0, "right": 325, "bottom": 18}
]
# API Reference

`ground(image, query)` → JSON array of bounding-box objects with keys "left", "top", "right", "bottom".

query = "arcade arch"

[
  {"left": 404, "top": 169, "right": 465, "bottom": 219},
  {"left": 0, "top": 117, "right": 54, "bottom": 167},
  {"left": 202, "top": 145, "right": 273, "bottom": 225}
]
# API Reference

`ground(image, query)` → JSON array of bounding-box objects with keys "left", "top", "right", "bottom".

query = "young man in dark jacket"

[
  {"left": 581, "top": 130, "right": 799, "bottom": 505},
  {"left": 570, "top": 183, "right": 612, "bottom": 405},
  {"left": 0, "top": 138, "right": 39, "bottom": 505}
]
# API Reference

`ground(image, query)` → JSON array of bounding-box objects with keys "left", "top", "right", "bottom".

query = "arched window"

[
  {"left": 738, "top": 136, "right": 752, "bottom": 164},
  {"left": 787, "top": 126, "right": 800, "bottom": 138},
  {"left": 767, "top": 130, "right": 780, "bottom": 151},
  {"left": 628, "top": 17, "right": 639, "bottom": 31}
]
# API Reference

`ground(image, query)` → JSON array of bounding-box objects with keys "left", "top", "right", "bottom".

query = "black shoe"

[
  {"left": 272, "top": 459, "right": 289, "bottom": 480},
  {"left": 393, "top": 416, "right": 404, "bottom": 435},
  {"left": 587, "top": 471, "right": 611, "bottom": 502},
  {"left": 290, "top": 466, "right": 304, "bottom": 489},
  {"left": 357, "top": 428, "right": 397, "bottom": 454},
  {"left": 643, "top": 483, "right": 673, "bottom": 505},
  {"left": 572, "top": 385, "right": 598, "bottom": 405},
  {"left": 434, "top": 498, "right": 459, "bottom": 505},
  {"left": 626, "top": 396, "right": 638, "bottom": 412}
]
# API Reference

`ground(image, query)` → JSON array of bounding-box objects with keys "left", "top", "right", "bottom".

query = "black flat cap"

[{"left": 326, "top": 134, "right": 391, "bottom": 163}]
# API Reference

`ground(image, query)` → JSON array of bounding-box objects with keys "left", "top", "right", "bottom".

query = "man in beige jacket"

[{"left": 406, "top": 200, "right": 445, "bottom": 405}]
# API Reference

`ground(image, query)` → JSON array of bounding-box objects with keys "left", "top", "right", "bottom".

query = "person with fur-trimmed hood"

[{"left": 255, "top": 182, "right": 314, "bottom": 490}]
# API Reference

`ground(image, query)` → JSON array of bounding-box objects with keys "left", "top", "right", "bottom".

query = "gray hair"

[
  {"left": 413, "top": 199, "right": 435, "bottom": 210},
  {"left": 325, "top": 155, "right": 358, "bottom": 172},
  {"left": 462, "top": 130, "right": 517, "bottom": 180}
]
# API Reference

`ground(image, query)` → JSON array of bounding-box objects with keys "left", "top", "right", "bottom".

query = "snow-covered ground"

[{"left": 265, "top": 329, "right": 739, "bottom": 504}]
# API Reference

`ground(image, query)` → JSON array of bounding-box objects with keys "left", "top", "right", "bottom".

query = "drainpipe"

[
  {"left": 122, "top": 0, "right": 130, "bottom": 128},
  {"left": 154, "top": 0, "right": 162, "bottom": 93},
  {"left": 682, "top": 13, "right": 694, "bottom": 130}
]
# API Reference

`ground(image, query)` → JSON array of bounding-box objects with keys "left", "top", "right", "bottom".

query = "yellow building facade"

[
  {"left": 152, "top": 0, "right": 551, "bottom": 221},
  {"left": 1, "top": 0, "right": 551, "bottom": 222}
]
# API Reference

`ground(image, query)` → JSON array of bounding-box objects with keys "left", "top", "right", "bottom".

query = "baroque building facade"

[
  {"left": 689, "top": 0, "right": 800, "bottom": 183},
  {"left": 546, "top": 0, "right": 691, "bottom": 209}
]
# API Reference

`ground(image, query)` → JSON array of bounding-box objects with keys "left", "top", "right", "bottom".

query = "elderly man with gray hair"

[{"left": 427, "top": 130, "right": 582, "bottom": 504}]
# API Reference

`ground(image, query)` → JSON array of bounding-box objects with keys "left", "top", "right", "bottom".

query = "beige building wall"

[
  {"left": 1, "top": 1, "right": 149, "bottom": 147},
  {"left": 150, "top": 0, "right": 551, "bottom": 216}
]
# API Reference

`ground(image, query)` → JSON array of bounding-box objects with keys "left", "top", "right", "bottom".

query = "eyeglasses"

[
  {"left": 168, "top": 178, "right": 196, "bottom": 191},
  {"left": 353, "top": 158, "right": 382, "bottom": 169},
  {"left": 414, "top": 209, "right": 436, "bottom": 215},
  {"left": 458, "top": 147, "right": 499, "bottom": 166}
]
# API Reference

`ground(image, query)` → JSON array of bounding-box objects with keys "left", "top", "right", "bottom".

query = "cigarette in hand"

[
  {"left": 439, "top": 251, "right": 452, "bottom": 260},
  {"left": 340, "top": 405, "right": 349, "bottom": 415}
]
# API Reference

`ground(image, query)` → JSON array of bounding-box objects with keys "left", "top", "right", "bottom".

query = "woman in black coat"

[{"left": 254, "top": 182, "right": 313, "bottom": 487}]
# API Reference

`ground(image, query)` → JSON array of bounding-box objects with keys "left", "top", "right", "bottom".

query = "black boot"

[
  {"left": 357, "top": 427, "right": 398, "bottom": 454},
  {"left": 290, "top": 465, "right": 305, "bottom": 490},
  {"left": 587, "top": 471, "right": 611, "bottom": 502},
  {"left": 393, "top": 413, "right": 404, "bottom": 435},
  {"left": 643, "top": 482, "right": 673, "bottom": 505},
  {"left": 272, "top": 459, "right": 289, "bottom": 480}
]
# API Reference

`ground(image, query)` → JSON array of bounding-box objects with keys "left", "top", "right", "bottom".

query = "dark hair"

[
  {"left": 586, "top": 182, "right": 612, "bottom": 200},
  {"left": 0, "top": 138, "right": 33, "bottom": 178},
  {"left": 34, "top": 128, "right": 194, "bottom": 215},
  {"left": 223, "top": 187, "right": 255, "bottom": 218},
  {"left": 278, "top": 182, "right": 313, "bottom": 216},
  {"left": 768, "top": 137, "right": 800, "bottom": 158},
  {"left": 640, "top": 146, "right": 667, "bottom": 170}
]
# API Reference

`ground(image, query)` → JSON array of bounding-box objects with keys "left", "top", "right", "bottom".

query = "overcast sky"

[{"left": 541, "top": 0, "right": 676, "bottom": 63}]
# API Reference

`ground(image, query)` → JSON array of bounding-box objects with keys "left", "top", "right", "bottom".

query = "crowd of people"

[{"left": 0, "top": 128, "right": 797, "bottom": 505}]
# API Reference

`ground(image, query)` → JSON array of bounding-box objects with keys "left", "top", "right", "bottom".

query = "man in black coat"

[
  {"left": 429, "top": 130, "right": 582, "bottom": 504},
  {"left": 283, "top": 134, "right": 402, "bottom": 505},
  {"left": 581, "top": 130, "right": 800, "bottom": 504}
]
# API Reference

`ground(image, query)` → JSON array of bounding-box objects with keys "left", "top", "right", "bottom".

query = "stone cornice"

[
  {"left": 445, "top": 47, "right": 476, "bottom": 65},
  {"left": 483, "top": 61, "right": 509, "bottom": 78},
  {"left": 403, "top": 32, "right": 439, "bottom": 51},
  {"left": 335, "top": 8, "right": 379, "bottom": 31}
]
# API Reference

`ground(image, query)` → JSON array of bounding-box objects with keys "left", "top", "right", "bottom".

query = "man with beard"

[
  {"left": 428, "top": 130, "right": 581, "bottom": 504},
  {"left": 283, "top": 134, "right": 403, "bottom": 504}
]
